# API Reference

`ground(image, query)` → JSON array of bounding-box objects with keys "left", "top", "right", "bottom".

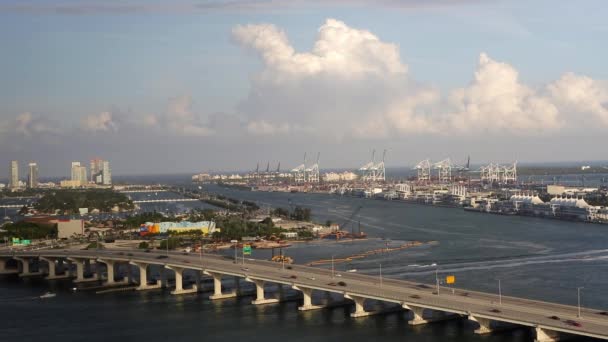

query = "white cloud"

[
  {"left": 246, "top": 120, "right": 290, "bottom": 135},
  {"left": 81, "top": 111, "right": 118, "bottom": 132},
  {"left": 233, "top": 18, "right": 433, "bottom": 139},
  {"left": 233, "top": 19, "right": 608, "bottom": 140},
  {"left": 148, "top": 95, "right": 214, "bottom": 137},
  {"left": 14, "top": 112, "right": 60, "bottom": 136},
  {"left": 233, "top": 19, "right": 406, "bottom": 79},
  {"left": 547, "top": 72, "right": 608, "bottom": 125},
  {"left": 447, "top": 53, "right": 562, "bottom": 134}
]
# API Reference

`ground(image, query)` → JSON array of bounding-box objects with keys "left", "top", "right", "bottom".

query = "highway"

[{"left": 2, "top": 248, "right": 607, "bottom": 340}]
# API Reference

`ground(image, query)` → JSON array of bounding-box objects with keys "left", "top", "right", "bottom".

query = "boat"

[
  {"left": 346, "top": 269, "right": 357, "bottom": 273},
  {"left": 39, "top": 291, "right": 56, "bottom": 299}
]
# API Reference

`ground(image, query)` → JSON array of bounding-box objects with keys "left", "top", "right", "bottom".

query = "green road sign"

[{"left": 243, "top": 245, "right": 252, "bottom": 255}]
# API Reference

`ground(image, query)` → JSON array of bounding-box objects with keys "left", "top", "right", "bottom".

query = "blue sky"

[{"left": 1, "top": 0, "right": 608, "bottom": 177}]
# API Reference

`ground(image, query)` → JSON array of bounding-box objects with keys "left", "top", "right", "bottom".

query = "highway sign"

[
  {"left": 446, "top": 275, "right": 455, "bottom": 284},
  {"left": 243, "top": 245, "right": 252, "bottom": 255}
]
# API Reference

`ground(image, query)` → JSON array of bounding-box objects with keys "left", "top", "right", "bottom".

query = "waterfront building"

[
  {"left": 90, "top": 158, "right": 112, "bottom": 185},
  {"left": 9, "top": 160, "right": 19, "bottom": 189},
  {"left": 71, "top": 162, "right": 88, "bottom": 186},
  {"left": 28, "top": 162, "right": 39, "bottom": 188}
]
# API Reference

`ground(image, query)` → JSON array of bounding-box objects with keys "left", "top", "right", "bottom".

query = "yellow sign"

[{"left": 446, "top": 275, "right": 455, "bottom": 284}]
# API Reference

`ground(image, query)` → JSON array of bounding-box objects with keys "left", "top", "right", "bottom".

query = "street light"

[
  {"left": 435, "top": 264, "right": 440, "bottom": 295},
  {"left": 498, "top": 279, "right": 502, "bottom": 305},
  {"left": 577, "top": 287, "right": 584, "bottom": 318}
]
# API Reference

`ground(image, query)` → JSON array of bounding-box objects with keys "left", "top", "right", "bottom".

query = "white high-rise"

[
  {"left": 102, "top": 160, "right": 112, "bottom": 185},
  {"left": 71, "top": 162, "right": 87, "bottom": 186},
  {"left": 28, "top": 162, "right": 39, "bottom": 188},
  {"left": 9, "top": 161, "right": 19, "bottom": 189}
]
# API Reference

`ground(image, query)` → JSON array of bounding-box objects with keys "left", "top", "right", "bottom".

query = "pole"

[
  {"left": 166, "top": 236, "right": 169, "bottom": 257},
  {"left": 577, "top": 287, "right": 583, "bottom": 318},
  {"left": 379, "top": 263, "right": 383, "bottom": 288},
  {"left": 435, "top": 266, "right": 439, "bottom": 295},
  {"left": 331, "top": 255, "right": 335, "bottom": 278},
  {"left": 498, "top": 279, "right": 502, "bottom": 305}
]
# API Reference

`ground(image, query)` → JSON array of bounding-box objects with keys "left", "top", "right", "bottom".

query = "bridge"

[
  {"left": 1, "top": 248, "right": 607, "bottom": 342},
  {"left": 119, "top": 189, "right": 168, "bottom": 193},
  {"left": 0, "top": 204, "right": 28, "bottom": 209},
  {"left": 131, "top": 198, "right": 199, "bottom": 204}
]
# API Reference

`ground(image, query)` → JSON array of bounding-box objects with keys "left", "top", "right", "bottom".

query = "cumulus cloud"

[
  {"left": 144, "top": 96, "right": 214, "bottom": 137},
  {"left": 233, "top": 18, "right": 433, "bottom": 140},
  {"left": 81, "top": 111, "right": 118, "bottom": 132},
  {"left": 233, "top": 18, "right": 608, "bottom": 140},
  {"left": 447, "top": 53, "right": 561, "bottom": 133},
  {"left": 547, "top": 72, "right": 608, "bottom": 125},
  {"left": 233, "top": 19, "right": 406, "bottom": 78},
  {"left": 13, "top": 112, "right": 60, "bottom": 136}
]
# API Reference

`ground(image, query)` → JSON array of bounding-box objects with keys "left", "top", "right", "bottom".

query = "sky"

[{"left": 1, "top": 0, "right": 608, "bottom": 177}]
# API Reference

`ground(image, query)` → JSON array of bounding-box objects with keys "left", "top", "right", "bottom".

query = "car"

[
  {"left": 489, "top": 309, "right": 501, "bottom": 313},
  {"left": 144, "top": 249, "right": 151, "bottom": 253},
  {"left": 327, "top": 282, "right": 337, "bottom": 286},
  {"left": 156, "top": 255, "right": 168, "bottom": 259},
  {"left": 241, "top": 268, "right": 249, "bottom": 271},
  {"left": 182, "top": 260, "right": 190, "bottom": 263},
  {"left": 335, "top": 274, "right": 342, "bottom": 277},
  {"left": 417, "top": 284, "right": 431, "bottom": 289},
  {"left": 337, "top": 281, "right": 346, "bottom": 286},
  {"left": 307, "top": 277, "right": 316, "bottom": 280},
  {"left": 127, "top": 253, "right": 133, "bottom": 256},
  {"left": 286, "top": 266, "right": 293, "bottom": 270},
  {"left": 599, "top": 311, "right": 608, "bottom": 316},
  {"left": 461, "top": 292, "right": 470, "bottom": 297},
  {"left": 289, "top": 275, "right": 297, "bottom": 279},
  {"left": 549, "top": 316, "right": 560, "bottom": 320},
  {"left": 409, "top": 294, "right": 421, "bottom": 299},
  {"left": 564, "top": 320, "right": 582, "bottom": 327}
]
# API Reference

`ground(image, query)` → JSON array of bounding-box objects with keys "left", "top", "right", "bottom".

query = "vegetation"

[
  {"left": 86, "top": 241, "right": 104, "bottom": 249},
  {"left": 138, "top": 241, "right": 149, "bottom": 249},
  {"left": 0, "top": 221, "right": 57, "bottom": 240},
  {"left": 158, "top": 237, "right": 179, "bottom": 250},
  {"left": 271, "top": 206, "right": 312, "bottom": 221},
  {"left": 34, "top": 189, "right": 134, "bottom": 214},
  {"left": 212, "top": 215, "right": 286, "bottom": 241}
]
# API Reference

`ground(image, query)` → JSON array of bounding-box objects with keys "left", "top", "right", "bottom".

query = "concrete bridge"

[
  {"left": 119, "top": 189, "right": 168, "bottom": 193},
  {"left": 131, "top": 198, "right": 199, "bottom": 204},
  {"left": 1, "top": 249, "right": 607, "bottom": 342}
]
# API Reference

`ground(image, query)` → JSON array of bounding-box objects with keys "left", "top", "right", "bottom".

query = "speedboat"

[{"left": 40, "top": 291, "right": 56, "bottom": 299}]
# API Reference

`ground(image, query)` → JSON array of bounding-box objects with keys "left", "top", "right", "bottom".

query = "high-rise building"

[
  {"left": 9, "top": 161, "right": 19, "bottom": 189},
  {"left": 102, "top": 160, "right": 112, "bottom": 185},
  {"left": 28, "top": 162, "right": 39, "bottom": 188},
  {"left": 90, "top": 158, "right": 111, "bottom": 185},
  {"left": 71, "top": 161, "right": 87, "bottom": 186},
  {"left": 90, "top": 158, "right": 102, "bottom": 182}
]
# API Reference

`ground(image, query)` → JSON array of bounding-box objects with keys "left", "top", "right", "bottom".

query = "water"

[{"left": 1, "top": 181, "right": 607, "bottom": 341}]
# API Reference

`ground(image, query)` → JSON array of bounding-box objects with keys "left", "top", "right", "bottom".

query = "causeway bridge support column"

[
  {"left": 402, "top": 304, "right": 460, "bottom": 325},
  {"left": 207, "top": 272, "right": 237, "bottom": 300},
  {"left": 249, "top": 278, "right": 279, "bottom": 305},
  {"left": 534, "top": 327, "right": 560, "bottom": 342},
  {"left": 166, "top": 266, "right": 197, "bottom": 295},
  {"left": 15, "top": 257, "right": 42, "bottom": 277},
  {"left": 68, "top": 258, "right": 97, "bottom": 283},
  {"left": 469, "top": 315, "right": 493, "bottom": 334},
  {"left": 293, "top": 286, "right": 324, "bottom": 311},
  {"left": 41, "top": 257, "right": 70, "bottom": 280},
  {"left": 345, "top": 294, "right": 371, "bottom": 317},
  {"left": 98, "top": 259, "right": 128, "bottom": 286},
  {"left": 0, "top": 257, "right": 18, "bottom": 275},
  {"left": 129, "top": 261, "right": 161, "bottom": 290}
]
